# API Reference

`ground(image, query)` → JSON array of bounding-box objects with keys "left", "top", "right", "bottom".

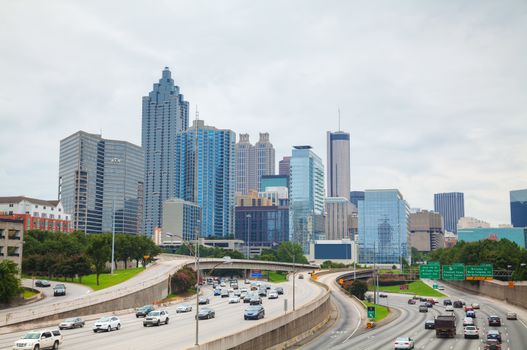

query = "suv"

[
  {"left": 53, "top": 284, "right": 66, "bottom": 297},
  {"left": 453, "top": 300, "right": 463, "bottom": 308},
  {"left": 136, "top": 305, "right": 155, "bottom": 318},
  {"left": 143, "top": 310, "right": 169, "bottom": 327},
  {"left": 419, "top": 305, "right": 428, "bottom": 313},
  {"left": 488, "top": 316, "right": 501, "bottom": 326},
  {"left": 424, "top": 319, "right": 435, "bottom": 329},
  {"left": 93, "top": 316, "right": 121, "bottom": 332},
  {"left": 13, "top": 329, "right": 63, "bottom": 350}
]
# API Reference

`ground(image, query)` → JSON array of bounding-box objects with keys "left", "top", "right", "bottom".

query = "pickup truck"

[{"left": 435, "top": 315, "right": 456, "bottom": 338}]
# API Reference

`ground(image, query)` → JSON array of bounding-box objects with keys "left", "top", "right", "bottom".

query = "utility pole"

[
  {"left": 111, "top": 199, "right": 116, "bottom": 274},
  {"left": 193, "top": 108, "right": 200, "bottom": 347}
]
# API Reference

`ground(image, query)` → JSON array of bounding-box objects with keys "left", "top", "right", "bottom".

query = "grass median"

[
  {"left": 371, "top": 280, "right": 445, "bottom": 297},
  {"left": 268, "top": 271, "right": 288, "bottom": 283},
  {"left": 363, "top": 301, "right": 389, "bottom": 322}
]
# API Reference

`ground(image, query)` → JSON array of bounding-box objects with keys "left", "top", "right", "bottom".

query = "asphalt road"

[
  {"left": 305, "top": 277, "right": 527, "bottom": 350},
  {"left": 0, "top": 277, "right": 325, "bottom": 350}
]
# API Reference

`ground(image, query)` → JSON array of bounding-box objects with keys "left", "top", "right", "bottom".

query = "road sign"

[
  {"left": 466, "top": 264, "right": 493, "bottom": 280},
  {"left": 433, "top": 284, "right": 438, "bottom": 289},
  {"left": 251, "top": 273, "right": 263, "bottom": 278},
  {"left": 420, "top": 262, "right": 441, "bottom": 279},
  {"left": 442, "top": 264, "right": 465, "bottom": 281},
  {"left": 367, "top": 306, "right": 375, "bottom": 319}
]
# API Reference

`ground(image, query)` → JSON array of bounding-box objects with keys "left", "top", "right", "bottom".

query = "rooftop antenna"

[
  {"left": 338, "top": 107, "right": 341, "bottom": 131},
  {"left": 100, "top": 128, "right": 103, "bottom": 136},
  {"left": 195, "top": 104, "right": 199, "bottom": 122}
]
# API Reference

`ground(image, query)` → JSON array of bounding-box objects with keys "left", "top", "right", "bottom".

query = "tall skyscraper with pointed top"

[{"left": 142, "top": 67, "right": 189, "bottom": 236}]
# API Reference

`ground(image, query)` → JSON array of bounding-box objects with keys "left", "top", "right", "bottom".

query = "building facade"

[
  {"left": 358, "top": 189, "right": 410, "bottom": 265},
  {"left": 142, "top": 67, "right": 189, "bottom": 236},
  {"left": 278, "top": 156, "right": 291, "bottom": 177},
  {"left": 235, "top": 133, "right": 275, "bottom": 195},
  {"left": 59, "top": 131, "right": 144, "bottom": 234},
  {"left": 0, "top": 197, "right": 72, "bottom": 232},
  {"left": 234, "top": 205, "right": 289, "bottom": 248},
  {"left": 174, "top": 119, "right": 235, "bottom": 237},
  {"left": 162, "top": 198, "right": 201, "bottom": 242},
  {"left": 409, "top": 210, "right": 444, "bottom": 252},
  {"left": 308, "top": 240, "right": 357, "bottom": 264},
  {"left": 325, "top": 197, "right": 354, "bottom": 240},
  {"left": 289, "top": 146, "right": 325, "bottom": 252},
  {"left": 434, "top": 192, "right": 465, "bottom": 234},
  {"left": 510, "top": 189, "right": 527, "bottom": 228},
  {"left": 457, "top": 227, "right": 527, "bottom": 249},
  {"left": 457, "top": 216, "right": 490, "bottom": 230},
  {"left": 0, "top": 218, "right": 24, "bottom": 270},
  {"left": 260, "top": 175, "right": 289, "bottom": 192},
  {"left": 349, "top": 191, "right": 365, "bottom": 208},
  {"left": 327, "top": 131, "right": 350, "bottom": 198}
]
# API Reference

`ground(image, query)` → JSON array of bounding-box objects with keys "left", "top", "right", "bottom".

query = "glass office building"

[
  {"left": 260, "top": 175, "right": 289, "bottom": 192},
  {"left": 510, "top": 189, "right": 527, "bottom": 228},
  {"left": 59, "top": 131, "right": 144, "bottom": 234},
  {"left": 235, "top": 206, "right": 289, "bottom": 246},
  {"left": 174, "top": 120, "right": 235, "bottom": 237},
  {"left": 142, "top": 67, "right": 189, "bottom": 236},
  {"left": 434, "top": 192, "right": 464, "bottom": 234},
  {"left": 289, "top": 146, "right": 325, "bottom": 253},
  {"left": 358, "top": 189, "right": 410, "bottom": 264}
]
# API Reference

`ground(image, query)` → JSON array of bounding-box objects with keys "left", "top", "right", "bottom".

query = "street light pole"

[
  {"left": 246, "top": 214, "right": 251, "bottom": 259},
  {"left": 292, "top": 250, "right": 296, "bottom": 311},
  {"left": 111, "top": 199, "right": 116, "bottom": 274}
]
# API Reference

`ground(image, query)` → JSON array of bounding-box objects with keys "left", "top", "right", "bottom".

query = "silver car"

[{"left": 176, "top": 304, "right": 192, "bottom": 313}]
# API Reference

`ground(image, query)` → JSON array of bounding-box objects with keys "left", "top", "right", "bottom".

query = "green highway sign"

[
  {"left": 367, "top": 306, "right": 376, "bottom": 319},
  {"left": 420, "top": 262, "right": 441, "bottom": 279},
  {"left": 442, "top": 264, "right": 465, "bottom": 281},
  {"left": 466, "top": 264, "right": 493, "bottom": 280},
  {"left": 433, "top": 284, "right": 438, "bottom": 289}
]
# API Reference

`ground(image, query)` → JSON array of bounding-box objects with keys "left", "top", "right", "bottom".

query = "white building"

[
  {"left": 457, "top": 216, "right": 490, "bottom": 230},
  {"left": 308, "top": 239, "right": 357, "bottom": 264}
]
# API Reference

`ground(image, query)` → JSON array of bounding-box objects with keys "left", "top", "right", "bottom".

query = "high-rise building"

[
  {"left": 510, "top": 189, "right": 527, "bottom": 228},
  {"left": 174, "top": 119, "right": 235, "bottom": 237},
  {"left": 162, "top": 198, "right": 201, "bottom": 242},
  {"left": 260, "top": 175, "right": 289, "bottom": 192},
  {"left": 142, "top": 67, "right": 189, "bottom": 236},
  {"left": 349, "top": 191, "right": 365, "bottom": 209},
  {"left": 434, "top": 192, "right": 465, "bottom": 234},
  {"left": 409, "top": 210, "right": 444, "bottom": 252},
  {"left": 278, "top": 156, "right": 291, "bottom": 177},
  {"left": 327, "top": 131, "right": 350, "bottom": 198},
  {"left": 59, "top": 131, "right": 144, "bottom": 234},
  {"left": 457, "top": 216, "right": 490, "bottom": 230},
  {"left": 325, "top": 197, "right": 354, "bottom": 240},
  {"left": 235, "top": 133, "right": 275, "bottom": 195},
  {"left": 289, "top": 146, "right": 325, "bottom": 252},
  {"left": 358, "top": 189, "right": 410, "bottom": 264}
]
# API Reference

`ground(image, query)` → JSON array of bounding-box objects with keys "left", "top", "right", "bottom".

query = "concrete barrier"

[{"left": 446, "top": 280, "right": 527, "bottom": 309}]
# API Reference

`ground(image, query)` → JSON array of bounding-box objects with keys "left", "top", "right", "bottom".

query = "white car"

[
  {"left": 394, "top": 336, "right": 414, "bottom": 349},
  {"left": 176, "top": 304, "right": 192, "bottom": 313},
  {"left": 471, "top": 303, "right": 480, "bottom": 309},
  {"left": 229, "top": 296, "right": 241, "bottom": 304},
  {"left": 463, "top": 317, "right": 474, "bottom": 326},
  {"left": 463, "top": 325, "right": 479, "bottom": 339},
  {"left": 445, "top": 305, "right": 454, "bottom": 312},
  {"left": 13, "top": 330, "right": 63, "bottom": 350},
  {"left": 93, "top": 316, "right": 121, "bottom": 332},
  {"left": 143, "top": 310, "right": 169, "bottom": 326},
  {"left": 268, "top": 291, "right": 279, "bottom": 299},
  {"left": 438, "top": 285, "right": 445, "bottom": 290}
]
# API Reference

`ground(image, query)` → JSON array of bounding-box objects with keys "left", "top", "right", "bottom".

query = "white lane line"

[{"left": 341, "top": 286, "right": 362, "bottom": 343}]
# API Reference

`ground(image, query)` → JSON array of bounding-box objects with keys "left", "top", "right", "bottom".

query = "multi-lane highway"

[{"left": 0, "top": 277, "right": 324, "bottom": 350}]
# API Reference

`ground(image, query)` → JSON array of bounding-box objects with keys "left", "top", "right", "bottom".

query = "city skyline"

[{"left": 1, "top": 1, "right": 526, "bottom": 226}]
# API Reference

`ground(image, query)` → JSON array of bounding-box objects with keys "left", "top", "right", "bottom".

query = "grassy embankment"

[
  {"left": 371, "top": 280, "right": 445, "bottom": 297},
  {"left": 363, "top": 301, "right": 389, "bottom": 322}
]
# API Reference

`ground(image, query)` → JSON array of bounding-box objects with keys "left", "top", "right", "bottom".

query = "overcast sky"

[{"left": 1, "top": 1, "right": 526, "bottom": 226}]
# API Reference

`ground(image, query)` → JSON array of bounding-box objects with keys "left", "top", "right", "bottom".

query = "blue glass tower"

[
  {"left": 174, "top": 120, "right": 235, "bottom": 237},
  {"left": 433, "top": 192, "right": 464, "bottom": 234},
  {"left": 358, "top": 189, "right": 410, "bottom": 264},
  {"left": 510, "top": 189, "right": 527, "bottom": 228},
  {"left": 142, "top": 67, "right": 189, "bottom": 236}
]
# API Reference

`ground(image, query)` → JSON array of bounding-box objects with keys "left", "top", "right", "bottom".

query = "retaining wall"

[{"left": 446, "top": 280, "right": 527, "bottom": 309}]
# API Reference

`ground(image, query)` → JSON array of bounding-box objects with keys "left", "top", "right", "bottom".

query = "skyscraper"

[
  {"left": 327, "top": 131, "right": 350, "bottom": 198},
  {"left": 142, "top": 67, "right": 189, "bottom": 236},
  {"left": 325, "top": 197, "right": 354, "bottom": 240},
  {"left": 278, "top": 156, "right": 291, "bottom": 177},
  {"left": 349, "top": 191, "right": 365, "bottom": 209},
  {"left": 409, "top": 210, "right": 444, "bottom": 252},
  {"left": 289, "top": 146, "right": 325, "bottom": 252},
  {"left": 59, "top": 131, "right": 144, "bottom": 234},
  {"left": 434, "top": 192, "right": 465, "bottom": 234},
  {"left": 235, "top": 133, "right": 275, "bottom": 194},
  {"left": 174, "top": 119, "right": 235, "bottom": 237},
  {"left": 358, "top": 189, "right": 410, "bottom": 264},
  {"left": 510, "top": 189, "right": 527, "bottom": 227}
]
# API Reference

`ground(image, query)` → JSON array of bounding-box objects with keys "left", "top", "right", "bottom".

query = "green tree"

[
  {"left": 86, "top": 234, "right": 111, "bottom": 286},
  {"left": 0, "top": 260, "right": 21, "bottom": 304},
  {"left": 116, "top": 234, "right": 133, "bottom": 269},
  {"left": 348, "top": 279, "right": 368, "bottom": 300},
  {"left": 276, "top": 242, "right": 308, "bottom": 264}
]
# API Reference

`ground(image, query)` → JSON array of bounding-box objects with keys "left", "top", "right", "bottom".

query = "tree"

[
  {"left": 348, "top": 280, "right": 368, "bottom": 300},
  {"left": 276, "top": 242, "right": 308, "bottom": 264},
  {"left": 86, "top": 234, "right": 111, "bottom": 286},
  {"left": 116, "top": 234, "right": 133, "bottom": 270},
  {"left": 0, "top": 260, "right": 21, "bottom": 304},
  {"left": 170, "top": 266, "right": 196, "bottom": 294}
]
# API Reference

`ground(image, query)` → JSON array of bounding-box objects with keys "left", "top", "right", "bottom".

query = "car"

[
  {"left": 408, "top": 299, "right": 416, "bottom": 305},
  {"left": 298, "top": 274, "right": 304, "bottom": 279},
  {"left": 464, "top": 325, "right": 479, "bottom": 339},
  {"left": 464, "top": 305, "right": 474, "bottom": 312},
  {"left": 176, "top": 304, "right": 192, "bottom": 313},
  {"left": 471, "top": 303, "right": 480, "bottom": 309},
  {"left": 240, "top": 287, "right": 248, "bottom": 293},
  {"left": 419, "top": 297, "right": 428, "bottom": 302},
  {"left": 12, "top": 329, "right": 63, "bottom": 350},
  {"left": 199, "top": 297, "right": 210, "bottom": 305},
  {"left": 466, "top": 310, "right": 476, "bottom": 318},
  {"left": 484, "top": 339, "right": 501, "bottom": 350},
  {"left": 93, "top": 316, "right": 121, "bottom": 332},
  {"left": 425, "top": 302, "right": 433, "bottom": 308},
  {"left": 234, "top": 290, "right": 241, "bottom": 296},
  {"left": 240, "top": 292, "right": 247, "bottom": 299},
  {"left": 229, "top": 296, "right": 241, "bottom": 304},
  {"left": 445, "top": 305, "right": 454, "bottom": 312},
  {"left": 487, "top": 329, "right": 502, "bottom": 343},
  {"left": 488, "top": 316, "right": 501, "bottom": 326},
  {"left": 221, "top": 289, "right": 229, "bottom": 298},
  {"left": 244, "top": 279, "right": 250, "bottom": 284},
  {"left": 232, "top": 284, "right": 239, "bottom": 290},
  {"left": 419, "top": 305, "right": 428, "bottom": 313},
  {"left": 275, "top": 286, "right": 284, "bottom": 295},
  {"left": 35, "top": 280, "right": 51, "bottom": 287},
  {"left": 220, "top": 282, "right": 226, "bottom": 287},
  {"left": 438, "top": 285, "right": 445, "bottom": 290},
  {"left": 206, "top": 278, "right": 213, "bottom": 285},
  {"left": 197, "top": 308, "right": 215, "bottom": 320},
  {"left": 412, "top": 295, "right": 420, "bottom": 300},
  {"left": 393, "top": 336, "right": 415, "bottom": 349},
  {"left": 244, "top": 294, "right": 253, "bottom": 303},
  {"left": 59, "top": 317, "right": 85, "bottom": 329},
  {"left": 214, "top": 289, "right": 221, "bottom": 296},
  {"left": 506, "top": 312, "right": 517, "bottom": 320},
  {"left": 443, "top": 299, "right": 452, "bottom": 306},
  {"left": 258, "top": 288, "right": 267, "bottom": 297},
  {"left": 244, "top": 305, "right": 265, "bottom": 320},
  {"left": 424, "top": 320, "right": 435, "bottom": 329},
  {"left": 250, "top": 297, "right": 263, "bottom": 305},
  {"left": 135, "top": 305, "right": 155, "bottom": 318},
  {"left": 53, "top": 284, "right": 66, "bottom": 297},
  {"left": 453, "top": 300, "right": 463, "bottom": 308},
  {"left": 379, "top": 293, "right": 388, "bottom": 298},
  {"left": 463, "top": 317, "right": 475, "bottom": 327},
  {"left": 264, "top": 284, "right": 271, "bottom": 290},
  {"left": 143, "top": 310, "right": 169, "bottom": 326},
  {"left": 268, "top": 291, "right": 278, "bottom": 299}
]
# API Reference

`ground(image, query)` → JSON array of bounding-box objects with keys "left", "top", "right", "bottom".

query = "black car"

[
  {"left": 425, "top": 302, "right": 433, "bottom": 308},
  {"left": 244, "top": 293, "right": 254, "bottom": 303},
  {"left": 244, "top": 305, "right": 265, "bottom": 320},
  {"left": 453, "top": 301, "right": 463, "bottom": 308},
  {"left": 488, "top": 316, "right": 501, "bottom": 327},
  {"left": 35, "top": 280, "right": 51, "bottom": 287},
  {"left": 443, "top": 299, "right": 452, "bottom": 306},
  {"left": 275, "top": 287, "right": 284, "bottom": 295},
  {"left": 136, "top": 305, "right": 155, "bottom": 318},
  {"left": 379, "top": 293, "right": 388, "bottom": 298},
  {"left": 198, "top": 308, "right": 215, "bottom": 320},
  {"left": 54, "top": 284, "right": 66, "bottom": 296},
  {"left": 250, "top": 297, "right": 262, "bottom": 305},
  {"left": 199, "top": 297, "right": 210, "bottom": 305},
  {"left": 419, "top": 297, "right": 428, "bottom": 302},
  {"left": 487, "top": 330, "right": 502, "bottom": 343},
  {"left": 424, "top": 319, "right": 435, "bottom": 329}
]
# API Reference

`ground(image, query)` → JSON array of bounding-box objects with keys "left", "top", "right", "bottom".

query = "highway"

[
  {"left": 306, "top": 275, "right": 527, "bottom": 350},
  {"left": 0, "top": 277, "right": 325, "bottom": 350}
]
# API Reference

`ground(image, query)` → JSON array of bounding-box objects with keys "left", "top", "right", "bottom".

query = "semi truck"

[{"left": 435, "top": 314, "right": 456, "bottom": 338}]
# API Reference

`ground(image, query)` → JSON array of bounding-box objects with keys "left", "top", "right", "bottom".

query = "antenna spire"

[
  {"left": 338, "top": 107, "right": 341, "bottom": 131},
  {"left": 195, "top": 105, "right": 199, "bottom": 121}
]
